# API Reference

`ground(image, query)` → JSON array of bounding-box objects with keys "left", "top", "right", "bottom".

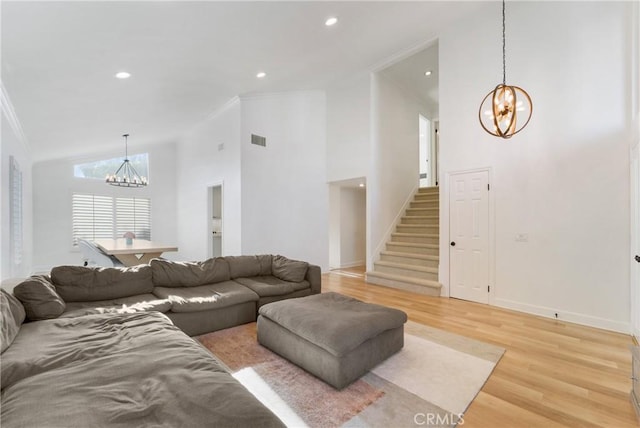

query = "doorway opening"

[
  {"left": 329, "top": 178, "right": 367, "bottom": 270},
  {"left": 418, "top": 116, "right": 440, "bottom": 187},
  {"left": 419, "top": 115, "right": 432, "bottom": 187},
  {"left": 208, "top": 184, "right": 223, "bottom": 258},
  {"left": 434, "top": 120, "right": 439, "bottom": 186}
]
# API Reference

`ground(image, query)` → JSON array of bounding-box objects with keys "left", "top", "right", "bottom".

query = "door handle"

[
  {"left": 450, "top": 242, "right": 456, "bottom": 247},
  {"left": 636, "top": 255, "right": 640, "bottom": 263}
]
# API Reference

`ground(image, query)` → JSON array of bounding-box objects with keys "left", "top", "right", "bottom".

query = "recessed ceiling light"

[
  {"left": 256, "top": 72, "right": 266, "bottom": 79},
  {"left": 325, "top": 17, "right": 338, "bottom": 26},
  {"left": 115, "top": 71, "right": 131, "bottom": 79},
  {"left": 359, "top": 183, "right": 365, "bottom": 188},
  {"left": 424, "top": 70, "right": 432, "bottom": 77}
]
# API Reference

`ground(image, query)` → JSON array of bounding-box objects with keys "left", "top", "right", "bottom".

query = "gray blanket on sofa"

[{"left": 1, "top": 311, "right": 284, "bottom": 427}]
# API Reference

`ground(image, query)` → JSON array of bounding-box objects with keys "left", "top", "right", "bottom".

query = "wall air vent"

[{"left": 251, "top": 134, "right": 266, "bottom": 147}]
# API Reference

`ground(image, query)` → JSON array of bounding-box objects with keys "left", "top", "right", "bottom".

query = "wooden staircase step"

[
  {"left": 374, "top": 260, "right": 438, "bottom": 281},
  {"left": 418, "top": 187, "right": 439, "bottom": 194},
  {"left": 372, "top": 186, "right": 441, "bottom": 294},
  {"left": 396, "top": 224, "right": 438, "bottom": 234},
  {"left": 401, "top": 215, "right": 439, "bottom": 225},
  {"left": 406, "top": 208, "right": 439, "bottom": 216},
  {"left": 410, "top": 200, "right": 439, "bottom": 208},
  {"left": 391, "top": 232, "right": 439, "bottom": 244},
  {"left": 414, "top": 193, "right": 439, "bottom": 201},
  {"left": 380, "top": 251, "right": 439, "bottom": 268},
  {"left": 407, "top": 207, "right": 438, "bottom": 212},
  {"left": 386, "top": 241, "right": 439, "bottom": 256},
  {"left": 365, "top": 271, "right": 441, "bottom": 297}
]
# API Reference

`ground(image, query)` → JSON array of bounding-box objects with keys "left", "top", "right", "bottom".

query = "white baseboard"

[
  {"left": 340, "top": 260, "right": 365, "bottom": 269},
  {"left": 494, "top": 298, "right": 630, "bottom": 334}
]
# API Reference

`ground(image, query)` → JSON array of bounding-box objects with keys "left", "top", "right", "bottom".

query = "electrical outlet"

[{"left": 515, "top": 233, "right": 529, "bottom": 242}]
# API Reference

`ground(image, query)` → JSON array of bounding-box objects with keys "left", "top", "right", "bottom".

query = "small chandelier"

[
  {"left": 105, "top": 134, "right": 147, "bottom": 187},
  {"left": 479, "top": 0, "right": 532, "bottom": 139}
]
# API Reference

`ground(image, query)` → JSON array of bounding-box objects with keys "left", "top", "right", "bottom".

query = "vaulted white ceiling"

[
  {"left": 381, "top": 43, "right": 439, "bottom": 115},
  {"left": 2, "top": 1, "right": 486, "bottom": 162}
]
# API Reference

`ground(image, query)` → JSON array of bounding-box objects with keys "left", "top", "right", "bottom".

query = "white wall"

[
  {"left": 439, "top": 1, "right": 634, "bottom": 332},
  {"left": 1, "top": 114, "right": 33, "bottom": 280},
  {"left": 368, "top": 72, "right": 430, "bottom": 269},
  {"left": 176, "top": 99, "right": 242, "bottom": 261},
  {"left": 32, "top": 142, "right": 178, "bottom": 271},
  {"left": 326, "top": 72, "right": 371, "bottom": 183},
  {"left": 240, "top": 92, "right": 329, "bottom": 269},
  {"left": 633, "top": 0, "right": 640, "bottom": 151},
  {"left": 340, "top": 187, "right": 366, "bottom": 268},
  {"left": 329, "top": 184, "right": 341, "bottom": 269},
  {"left": 326, "top": 71, "right": 371, "bottom": 271},
  {"left": 628, "top": 0, "right": 640, "bottom": 337}
]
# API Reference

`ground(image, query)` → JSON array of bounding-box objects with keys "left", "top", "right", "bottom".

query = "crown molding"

[{"left": 0, "top": 80, "right": 31, "bottom": 154}]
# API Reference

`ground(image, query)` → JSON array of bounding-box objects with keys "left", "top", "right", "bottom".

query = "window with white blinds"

[
  {"left": 115, "top": 197, "right": 151, "bottom": 240},
  {"left": 72, "top": 194, "right": 151, "bottom": 245}
]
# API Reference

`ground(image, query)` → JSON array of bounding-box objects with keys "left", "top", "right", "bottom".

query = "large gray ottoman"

[{"left": 257, "top": 292, "right": 407, "bottom": 389}]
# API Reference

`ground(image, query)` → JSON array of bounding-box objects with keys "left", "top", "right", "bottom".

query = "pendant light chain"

[
  {"left": 502, "top": 0, "right": 506, "bottom": 85},
  {"left": 477, "top": 0, "right": 533, "bottom": 138}
]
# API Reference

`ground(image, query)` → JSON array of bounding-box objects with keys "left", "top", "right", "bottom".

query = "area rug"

[{"left": 196, "top": 321, "right": 504, "bottom": 428}]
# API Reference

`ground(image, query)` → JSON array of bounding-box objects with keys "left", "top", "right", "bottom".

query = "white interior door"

[{"left": 449, "top": 170, "right": 490, "bottom": 304}]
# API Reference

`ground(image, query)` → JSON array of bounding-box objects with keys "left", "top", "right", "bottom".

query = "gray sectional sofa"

[
  {"left": 18, "top": 254, "right": 320, "bottom": 336},
  {"left": 1, "top": 254, "right": 320, "bottom": 427}
]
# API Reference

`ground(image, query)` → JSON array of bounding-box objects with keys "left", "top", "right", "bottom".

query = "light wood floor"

[{"left": 323, "top": 267, "right": 638, "bottom": 428}]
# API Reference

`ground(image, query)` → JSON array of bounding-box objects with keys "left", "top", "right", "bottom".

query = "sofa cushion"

[
  {"left": 257, "top": 254, "right": 273, "bottom": 276},
  {"left": 233, "top": 276, "right": 310, "bottom": 297},
  {"left": 13, "top": 275, "right": 66, "bottom": 321},
  {"left": 0, "top": 311, "right": 285, "bottom": 428},
  {"left": 271, "top": 255, "right": 308, "bottom": 282},
  {"left": 1, "top": 289, "right": 25, "bottom": 353},
  {"left": 153, "top": 281, "right": 258, "bottom": 313},
  {"left": 225, "top": 255, "right": 273, "bottom": 279},
  {"left": 52, "top": 265, "right": 154, "bottom": 302},
  {"left": 61, "top": 294, "right": 172, "bottom": 318},
  {"left": 150, "top": 258, "right": 230, "bottom": 287}
]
